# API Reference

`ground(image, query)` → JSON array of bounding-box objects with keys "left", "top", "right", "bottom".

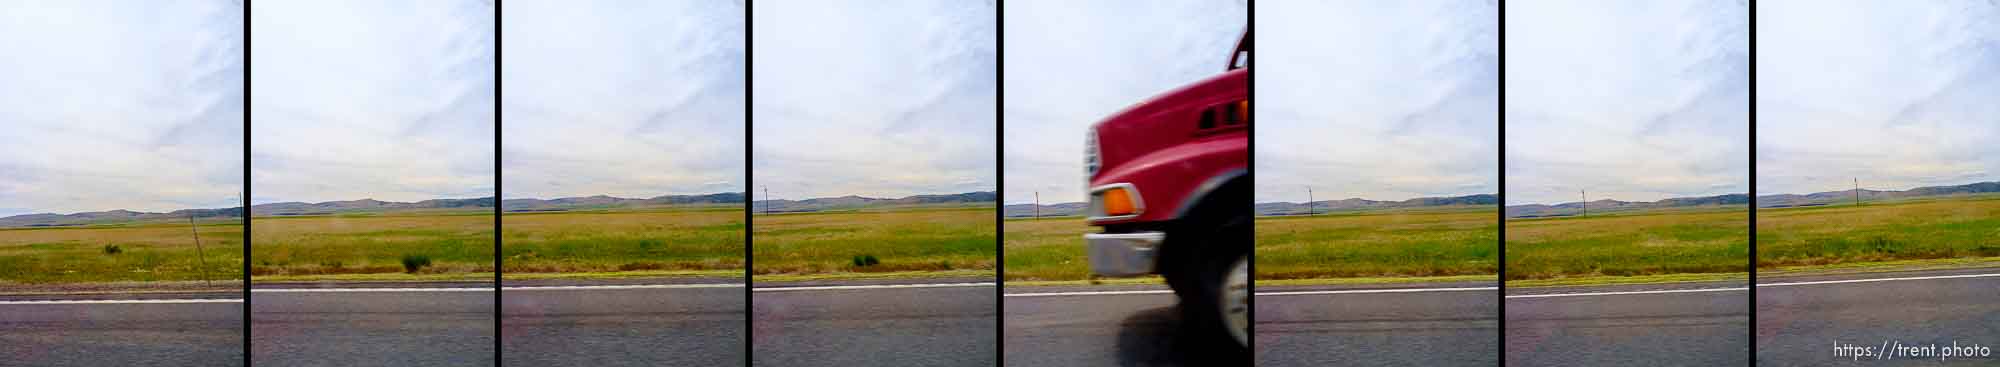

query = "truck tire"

[{"left": 1164, "top": 201, "right": 1251, "bottom": 351}]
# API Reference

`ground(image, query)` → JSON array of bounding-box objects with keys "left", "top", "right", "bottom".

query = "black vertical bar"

[
  {"left": 1746, "top": 0, "right": 1758, "bottom": 365},
  {"left": 1495, "top": 0, "right": 1508, "bottom": 364},
  {"left": 1242, "top": 0, "right": 1256, "bottom": 364},
  {"left": 742, "top": 1, "right": 755, "bottom": 365},
  {"left": 992, "top": 1, "right": 1005, "bottom": 366},
  {"left": 491, "top": 0, "right": 504, "bottom": 365},
  {"left": 241, "top": 0, "right": 253, "bottom": 365}
]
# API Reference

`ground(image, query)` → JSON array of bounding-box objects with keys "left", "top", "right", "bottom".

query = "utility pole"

[
  {"left": 187, "top": 213, "right": 211, "bottom": 287},
  {"left": 1307, "top": 186, "right": 1315, "bottom": 216},
  {"left": 763, "top": 186, "right": 770, "bottom": 215},
  {"left": 1580, "top": 189, "right": 1587, "bottom": 217},
  {"left": 1033, "top": 191, "right": 1040, "bottom": 219},
  {"left": 1854, "top": 178, "right": 1861, "bottom": 206}
]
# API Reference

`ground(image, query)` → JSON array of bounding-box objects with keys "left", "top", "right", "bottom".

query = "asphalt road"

[
  {"left": 1006, "top": 284, "right": 1245, "bottom": 366},
  {"left": 1258, "top": 282, "right": 1500, "bottom": 366},
  {"left": 1506, "top": 280, "right": 1750, "bottom": 367},
  {"left": 0, "top": 292, "right": 243, "bottom": 366},
  {"left": 250, "top": 283, "right": 494, "bottom": 367},
  {"left": 1756, "top": 267, "right": 2000, "bottom": 366},
  {"left": 501, "top": 278, "right": 745, "bottom": 366},
  {"left": 752, "top": 279, "right": 997, "bottom": 367}
]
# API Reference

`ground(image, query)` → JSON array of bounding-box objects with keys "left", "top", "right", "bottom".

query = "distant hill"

[
  {"left": 0, "top": 206, "right": 243, "bottom": 228},
  {"left": 250, "top": 197, "right": 496, "bottom": 216},
  {"left": 501, "top": 193, "right": 745, "bottom": 212},
  {"left": 1003, "top": 202, "right": 1087, "bottom": 218},
  {"left": 1257, "top": 194, "right": 1497, "bottom": 216},
  {"left": 1506, "top": 193, "right": 1747, "bottom": 218},
  {"left": 1757, "top": 181, "right": 2000, "bottom": 208},
  {"left": 752, "top": 191, "right": 996, "bottom": 213}
]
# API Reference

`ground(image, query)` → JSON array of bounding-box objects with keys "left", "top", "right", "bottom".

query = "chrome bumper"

[{"left": 1085, "top": 232, "right": 1164, "bottom": 277}]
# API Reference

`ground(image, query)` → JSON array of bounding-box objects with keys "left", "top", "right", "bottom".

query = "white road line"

[
  {"left": 0, "top": 298, "right": 242, "bottom": 305},
  {"left": 1258, "top": 286, "right": 1497, "bottom": 296},
  {"left": 1757, "top": 272, "right": 2000, "bottom": 287},
  {"left": 1506, "top": 287, "right": 1747, "bottom": 299},
  {"left": 1502, "top": 272, "right": 2000, "bottom": 299},
  {"left": 753, "top": 282, "right": 995, "bottom": 292},
  {"left": 503, "top": 283, "right": 743, "bottom": 291}
]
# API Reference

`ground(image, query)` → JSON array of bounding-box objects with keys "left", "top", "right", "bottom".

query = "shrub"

[
  {"left": 102, "top": 244, "right": 122, "bottom": 255},
  {"left": 637, "top": 239, "right": 664, "bottom": 251},
  {"left": 401, "top": 254, "right": 433, "bottom": 274},
  {"left": 851, "top": 254, "right": 881, "bottom": 267}
]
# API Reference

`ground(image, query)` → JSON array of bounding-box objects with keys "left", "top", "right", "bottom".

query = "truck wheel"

[
  {"left": 1219, "top": 254, "right": 1249, "bottom": 347},
  {"left": 1168, "top": 208, "right": 1250, "bottom": 351}
]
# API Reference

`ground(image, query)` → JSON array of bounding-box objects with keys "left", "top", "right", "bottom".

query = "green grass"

[
  {"left": 251, "top": 212, "right": 492, "bottom": 280},
  {"left": 0, "top": 221, "right": 244, "bottom": 284},
  {"left": 1758, "top": 195, "right": 2000, "bottom": 269},
  {"left": 1001, "top": 217, "right": 1094, "bottom": 281},
  {"left": 501, "top": 207, "right": 744, "bottom": 277},
  {"left": 1007, "top": 208, "right": 1500, "bottom": 283},
  {"left": 752, "top": 206, "right": 995, "bottom": 280},
  {"left": 1506, "top": 207, "right": 1748, "bottom": 281},
  {"left": 1256, "top": 208, "right": 1499, "bottom": 280}
]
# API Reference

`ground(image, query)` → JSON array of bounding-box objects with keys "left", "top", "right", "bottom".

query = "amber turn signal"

[{"left": 1102, "top": 187, "right": 1137, "bottom": 216}]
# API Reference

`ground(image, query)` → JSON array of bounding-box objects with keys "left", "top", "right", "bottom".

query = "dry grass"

[
  {"left": 1256, "top": 208, "right": 1498, "bottom": 280},
  {"left": 501, "top": 207, "right": 743, "bottom": 276},
  {"left": 250, "top": 212, "right": 493, "bottom": 278},
  {"left": 1001, "top": 217, "right": 1094, "bottom": 281},
  {"left": 0, "top": 221, "right": 243, "bottom": 284},
  {"left": 1758, "top": 195, "right": 2000, "bottom": 268},
  {"left": 1505, "top": 207, "right": 1748, "bottom": 281},
  {"left": 751, "top": 206, "right": 995, "bottom": 276}
]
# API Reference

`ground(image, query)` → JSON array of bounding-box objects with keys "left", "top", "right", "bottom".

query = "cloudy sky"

[
  {"left": 0, "top": 1, "right": 242, "bottom": 217},
  {"left": 1255, "top": 0, "right": 1494, "bottom": 204},
  {"left": 501, "top": 0, "right": 742, "bottom": 200},
  {"left": 1757, "top": 0, "right": 2000, "bottom": 195},
  {"left": 1506, "top": 0, "right": 1747, "bottom": 205},
  {"left": 251, "top": 0, "right": 493, "bottom": 204},
  {"left": 1004, "top": 0, "right": 1245, "bottom": 205},
  {"left": 752, "top": 0, "right": 994, "bottom": 200}
]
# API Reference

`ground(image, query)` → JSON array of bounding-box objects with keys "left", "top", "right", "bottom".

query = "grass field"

[
  {"left": 752, "top": 205, "right": 994, "bottom": 278},
  {"left": 1002, "top": 216, "right": 1093, "bottom": 281},
  {"left": 502, "top": 207, "right": 743, "bottom": 276},
  {"left": 1758, "top": 195, "right": 2000, "bottom": 268},
  {"left": 251, "top": 212, "right": 492, "bottom": 280},
  {"left": 1506, "top": 207, "right": 1747, "bottom": 281},
  {"left": 0, "top": 221, "right": 243, "bottom": 284},
  {"left": 1257, "top": 208, "right": 1498, "bottom": 280}
]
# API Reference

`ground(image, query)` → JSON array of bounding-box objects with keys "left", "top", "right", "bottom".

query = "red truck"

[{"left": 1084, "top": 31, "right": 1249, "bottom": 349}]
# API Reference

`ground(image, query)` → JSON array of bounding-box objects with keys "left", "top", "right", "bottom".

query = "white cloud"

[
  {"left": 1505, "top": 0, "right": 1747, "bottom": 204},
  {"left": 1254, "top": 0, "right": 1496, "bottom": 204},
  {"left": 250, "top": 0, "right": 493, "bottom": 204},
  {"left": 500, "top": 0, "right": 743, "bottom": 199},
  {"left": 1002, "top": 0, "right": 1245, "bottom": 204},
  {"left": 752, "top": 0, "right": 994, "bottom": 199},
  {"left": 1756, "top": 0, "right": 2000, "bottom": 194},
  {"left": 0, "top": 1, "right": 243, "bottom": 216}
]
